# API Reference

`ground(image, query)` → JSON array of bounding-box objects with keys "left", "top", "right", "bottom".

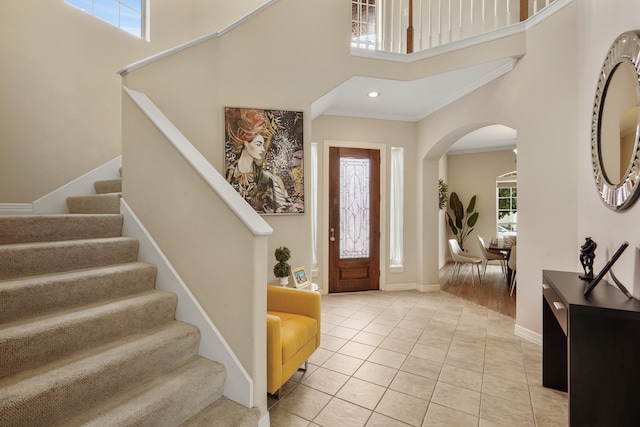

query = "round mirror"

[{"left": 591, "top": 31, "right": 640, "bottom": 211}]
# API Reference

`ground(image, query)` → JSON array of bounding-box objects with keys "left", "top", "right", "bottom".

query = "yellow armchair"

[{"left": 266, "top": 285, "right": 321, "bottom": 396}]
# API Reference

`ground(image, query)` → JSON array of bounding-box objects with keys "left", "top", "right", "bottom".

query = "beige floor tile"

[
  {"left": 483, "top": 358, "right": 527, "bottom": 384},
  {"left": 422, "top": 403, "right": 478, "bottom": 427},
  {"left": 322, "top": 353, "right": 364, "bottom": 376},
  {"left": 313, "top": 398, "right": 372, "bottom": 427},
  {"left": 336, "top": 377, "right": 386, "bottom": 410},
  {"left": 401, "top": 355, "right": 442, "bottom": 380},
  {"left": 388, "top": 327, "right": 422, "bottom": 343},
  {"left": 338, "top": 341, "right": 377, "bottom": 360},
  {"left": 366, "top": 412, "right": 412, "bottom": 427},
  {"left": 351, "top": 331, "right": 386, "bottom": 346},
  {"left": 431, "top": 381, "right": 481, "bottom": 416},
  {"left": 277, "top": 385, "right": 332, "bottom": 421},
  {"left": 353, "top": 361, "right": 399, "bottom": 387},
  {"left": 308, "top": 348, "right": 334, "bottom": 366},
  {"left": 362, "top": 322, "right": 394, "bottom": 336},
  {"left": 389, "top": 371, "right": 436, "bottom": 401},
  {"left": 325, "top": 325, "right": 360, "bottom": 340},
  {"left": 367, "top": 348, "right": 407, "bottom": 369},
  {"left": 350, "top": 310, "right": 379, "bottom": 322},
  {"left": 340, "top": 318, "right": 370, "bottom": 330},
  {"left": 269, "top": 405, "right": 311, "bottom": 427},
  {"left": 416, "top": 333, "right": 451, "bottom": 351},
  {"left": 410, "top": 343, "right": 448, "bottom": 364},
  {"left": 319, "top": 334, "right": 348, "bottom": 352},
  {"left": 444, "top": 349, "right": 485, "bottom": 373},
  {"left": 301, "top": 367, "right": 350, "bottom": 395},
  {"left": 322, "top": 314, "right": 348, "bottom": 325},
  {"left": 373, "top": 315, "right": 403, "bottom": 327},
  {"left": 379, "top": 336, "right": 416, "bottom": 354},
  {"left": 481, "top": 374, "right": 530, "bottom": 404},
  {"left": 438, "top": 365, "right": 482, "bottom": 392},
  {"left": 375, "top": 389, "right": 429, "bottom": 426},
  {"left": 480, "top": 394, "right": 535, "bottom": 427}
]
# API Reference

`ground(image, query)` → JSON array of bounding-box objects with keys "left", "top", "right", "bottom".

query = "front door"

[{"left": 328, "top": 147, "right": 380, "bottom": 293}]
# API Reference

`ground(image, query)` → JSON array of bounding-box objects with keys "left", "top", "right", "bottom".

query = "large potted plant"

[
  {"left": 446, "top": 192, "right": 479, "bottom": 251},
  {"left": 273, "top": 246, "right": 292, "bottom": 286}
]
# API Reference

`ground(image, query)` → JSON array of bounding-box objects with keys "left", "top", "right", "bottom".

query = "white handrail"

[
  {"left": 123, "top": 87, "right": 273, "bottom": 237},
  {"left": 118, "top": 0, "right": 279, "bottom": 76}
]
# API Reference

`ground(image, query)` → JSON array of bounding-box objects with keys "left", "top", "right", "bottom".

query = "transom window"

[{"left": 66, "top": 0, "right": 146, "bottom": 39}]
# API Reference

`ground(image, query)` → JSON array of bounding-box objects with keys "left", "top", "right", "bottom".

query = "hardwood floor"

[{"left": 439, "top": 260, "right": 516, "bottom": 318}]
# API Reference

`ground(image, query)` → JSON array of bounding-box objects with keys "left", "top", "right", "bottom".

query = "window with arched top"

[{"left": 496, "top": 172, "right": 517, "bottom": 238}]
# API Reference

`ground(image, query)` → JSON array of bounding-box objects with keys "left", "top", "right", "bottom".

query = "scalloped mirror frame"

[{"left": 591, "top": 31, "right": 640, "bottom": 211}]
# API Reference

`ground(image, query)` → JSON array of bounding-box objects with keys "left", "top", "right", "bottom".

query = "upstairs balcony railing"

[{"left": 352, "top": 0, "right": 556, "bottom": 54}]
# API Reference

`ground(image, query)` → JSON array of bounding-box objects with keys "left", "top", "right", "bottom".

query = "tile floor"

[{"left": 267, "top": 289, "right": 568, "bottom": 427}]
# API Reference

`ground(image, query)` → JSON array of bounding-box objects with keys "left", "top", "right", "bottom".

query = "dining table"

[{"left": 488, "top": 238, "right": 514, "bottom": 284}]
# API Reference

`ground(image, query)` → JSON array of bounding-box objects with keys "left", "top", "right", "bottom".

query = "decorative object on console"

[
  {"left": 583, "top": 241, "right": 629, "bottom": 297},
  {"left": 224, "top": 107, "right": 304, "bottom": 215},
  {"left": 446, "top": 192, "right": 479, "bottom": 251},
  {"left": 291, "top": 266, "right": 310, "bottom": 288},
  {"left": 273, "top": 246, "right": 292, "bottom": 286},
  {"left": 579, "top": 237, "right": 597, "bottom": 280},
  {"left": 590, "top": 31, "right": 640, "bottom": 211}
]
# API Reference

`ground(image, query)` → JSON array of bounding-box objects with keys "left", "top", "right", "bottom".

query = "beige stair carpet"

[{"left": 0, "top": 176, "right": 259, "bottom": 426}]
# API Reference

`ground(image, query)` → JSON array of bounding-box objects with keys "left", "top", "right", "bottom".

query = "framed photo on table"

[{"left": 291, "top": 266, "right": 310, "bottom": 288}]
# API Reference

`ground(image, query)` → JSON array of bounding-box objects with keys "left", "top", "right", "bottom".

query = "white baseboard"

[
  {"left": 383, "top": 282, "right": 440, "bottom": 292},
  {"left": 0, "top": 203, "right": 34, "bottom": 215},
  {"left": 416, "top": 283, "right": 441, "bottom": 292},
  {"left": 514, "top": 324, "right": 542, "bottom": 346},
  {"left": 259, "top": 412, "right": 270, "bottom": 427}
]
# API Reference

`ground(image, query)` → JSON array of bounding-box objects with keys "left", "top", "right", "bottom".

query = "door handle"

[{"left": 330, "top": 227, "right": 336, "bottom": 242}]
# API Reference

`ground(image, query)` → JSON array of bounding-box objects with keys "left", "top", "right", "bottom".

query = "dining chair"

[
  {"left": 448, "top": 239, "right": 483, "bottom": 286},
  {"left": 508, "top": 245, "right": 517, "bottom": 296},
  {"left": 477, "top": 236, "right": 507, "bottom": 279}
]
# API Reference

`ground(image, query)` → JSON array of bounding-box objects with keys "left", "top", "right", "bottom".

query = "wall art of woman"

[{"left": 224, "top": 108, "right": 304, "bottom": 214}]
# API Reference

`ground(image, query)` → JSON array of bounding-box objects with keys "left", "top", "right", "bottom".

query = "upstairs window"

[
  {"left": 66, "top": 0, "right": 146, "bottom": 39},
  {"left": 351, "top": 0, "right": 377, "bottom": 50}
]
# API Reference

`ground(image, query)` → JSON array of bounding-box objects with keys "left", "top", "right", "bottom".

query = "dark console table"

[{"left": 542, "top": 270, "right": 640, "bottom": 426}]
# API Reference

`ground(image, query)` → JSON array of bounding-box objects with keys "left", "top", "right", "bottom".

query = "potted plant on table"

[{"left": 273, "top": 246, "right": 292, "bottom": 286}]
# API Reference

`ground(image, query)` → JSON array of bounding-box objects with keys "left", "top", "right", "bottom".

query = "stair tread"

[
  {"left": 182, "top": 397, "right": 260, "bottom": 427},
  {"left": 55, "top": 357, "right": 226, "bottom": 427},
  {"left": 0, "top": 262, "right": 158, "bottom": 323},
  {"left": 0, "top": 290, "right": 177, "bottom": 378},
  {"left": 0, "top": 214, "right": 123, "bottom": 244},
  {"left": 0, "top": 321, "right": 203, "bottom": 426}
]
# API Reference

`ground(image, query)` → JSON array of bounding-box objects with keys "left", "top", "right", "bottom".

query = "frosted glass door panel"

[{"left": 340, "top": 157, "right": 371, "bottom": 259}]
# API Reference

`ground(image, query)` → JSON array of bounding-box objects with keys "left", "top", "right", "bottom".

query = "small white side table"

[{"left": 297, "top": 282, "right": 319, "bottom": 292}]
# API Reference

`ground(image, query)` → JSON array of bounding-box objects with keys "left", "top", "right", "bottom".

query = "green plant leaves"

[{"left": 446, "top": 191, "right": 479, "bottom": 251}]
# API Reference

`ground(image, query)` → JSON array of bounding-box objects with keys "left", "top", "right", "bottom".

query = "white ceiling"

[{"left": 311, "top": 57, "right": 518, "bottom": 153}]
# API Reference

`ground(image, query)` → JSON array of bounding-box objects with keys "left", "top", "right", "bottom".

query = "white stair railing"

[{"left": 352, "top": 0, "right": 556, "bottom": 54}]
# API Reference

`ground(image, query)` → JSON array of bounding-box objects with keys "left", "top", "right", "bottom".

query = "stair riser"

[
  {"left": 67, "top": 358, "right": 225, "bottom": 427},
  {"left": 67, "top": 193, "right": 122, "bottom": 214},
  {"left": 0, "top": 215, "right": 123, "bottom": 244},
  {"left": 1, "top": 323, "right": 201, "bottom": 427},
  {"left": 94, "top": 179, "right": 122, "bottom": 194},
  {"left": 1, "top": 291, "right": 177, "bottom": 378},
  {"left": 0, "top": 238, "right": 138, "bottom": 280},
  {"left": 0, "top": 263, "right": 157, "bottom": 323}
]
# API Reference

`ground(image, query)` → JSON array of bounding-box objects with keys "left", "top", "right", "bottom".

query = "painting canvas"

[{"left": 224, "top": 107, "right": 304, "bottom": 214}]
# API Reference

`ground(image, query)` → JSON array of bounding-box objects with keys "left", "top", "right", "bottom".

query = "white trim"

[
  {"left": 259, "top": 412, "right": 270, "bottom": 427},
  {"left": 0, "top": 203, "right": 34, "bottom": 215},
  {"left": 118, "top": 0, "right": 280, "bottom": 75},
  {"left": 32, "top": 156, "right": 122, "bottom": 214},
  {"left": 120, "top": 199, "right": 255, "bottom": 408},
  {"left": 514, "top": 324, "right": 542, "bottom": 346},
  {"left": 322, "top": 141, "right": 387, "bottom": 293},
  {"left": 123, "top": 87, "right": 272, "bottom": 237}
]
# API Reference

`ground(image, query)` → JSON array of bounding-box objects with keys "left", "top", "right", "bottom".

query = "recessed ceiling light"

[{"left": 368, "top": 91, "right": 380, "bottom": 98}]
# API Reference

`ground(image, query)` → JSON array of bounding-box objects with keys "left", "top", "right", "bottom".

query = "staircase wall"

[{"left": 122, "top": 92, "right": 269, "bottom": 414}]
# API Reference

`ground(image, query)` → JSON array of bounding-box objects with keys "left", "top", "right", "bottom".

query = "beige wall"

[
  {"left": 192, "top": 0, "right": 273, "bottom": 37},
  {"left": 446, "top": 149, "right": 517, "bottom": 258}
]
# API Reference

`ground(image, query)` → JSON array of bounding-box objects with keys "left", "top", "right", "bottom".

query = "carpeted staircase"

[{"left": 0, "top": 176, "right": 259, "bottom": 426}]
